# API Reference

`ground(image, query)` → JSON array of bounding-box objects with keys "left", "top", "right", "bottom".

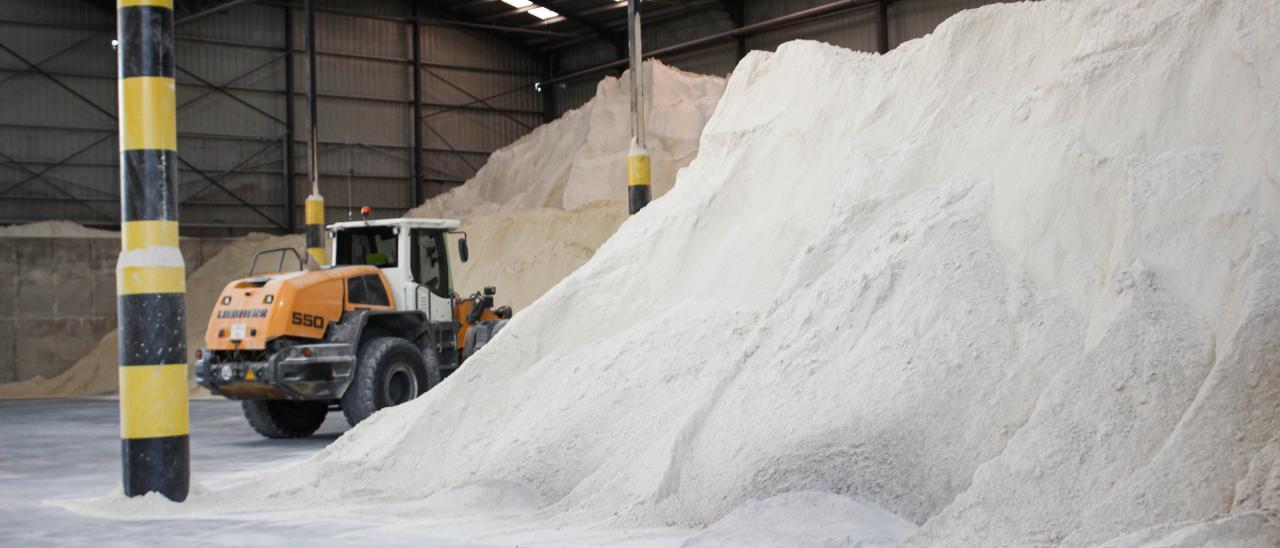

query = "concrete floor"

[
  {"left": 0, "top": 399, "right": 699, "bottom": 547},
  {"left": 0, "top": 398, "right": 354, "bottom": 546}
]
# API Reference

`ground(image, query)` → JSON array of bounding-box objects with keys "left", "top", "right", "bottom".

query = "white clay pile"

[
  {"left": 0, "top": 233, "right": 302, "bottom": 398},
  {"left": 408, "top": 61, "right": 725, "bottom": 309},
  {"left": 78, "top": 0, "right": 1280, "bottom": 544}
]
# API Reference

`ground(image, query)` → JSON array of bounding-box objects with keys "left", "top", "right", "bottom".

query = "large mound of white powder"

[
  {"left": 73, "top": 0, "right": 1280, "bottom": 544},
  {"left": 407, "top": 60, "right": 725, "bottom": 218}
]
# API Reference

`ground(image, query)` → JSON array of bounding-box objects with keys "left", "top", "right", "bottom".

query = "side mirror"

[{"left": 457, "top": 238, "right": 469, "bottom": 263}]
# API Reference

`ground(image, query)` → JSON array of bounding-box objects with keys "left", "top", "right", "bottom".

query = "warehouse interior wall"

[
  {"left": 0, "top": 0, "right": 541, "bottom": 236},
  {"left": 1, "top": 0, "right": 1006, "bottom": 236}
]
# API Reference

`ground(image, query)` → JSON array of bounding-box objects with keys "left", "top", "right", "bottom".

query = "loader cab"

[{"left": 329, "top": 218, "right": 463, "bottom": 323}]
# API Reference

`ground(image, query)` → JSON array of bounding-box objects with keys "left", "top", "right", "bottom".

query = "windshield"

[{"left": 334, "top": 226, "right": 397, "bottom": 268}]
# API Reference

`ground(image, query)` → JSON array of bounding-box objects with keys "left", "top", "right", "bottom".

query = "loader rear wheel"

[
  {"left": 341, "top": 337, "right": 434, "bottom": 427},
  {"left": 241, "top": 400, "right": 328, "bottom": 439}
]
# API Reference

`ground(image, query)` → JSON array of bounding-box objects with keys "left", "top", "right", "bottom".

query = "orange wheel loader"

[{"left": 195, "top": 218, "right": 511, "bottom": 438}]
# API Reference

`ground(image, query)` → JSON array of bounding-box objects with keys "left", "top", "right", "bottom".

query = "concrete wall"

[{"left": 0, "top": 237, "right": 231, "bottom": 383}]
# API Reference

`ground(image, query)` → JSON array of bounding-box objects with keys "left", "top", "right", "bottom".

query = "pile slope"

[
  {"left": 0, "top": 233, "right": 302, "bottom": 398},
  {"left": 82, "top": 0, "right": 1280, "bottom": 545}
]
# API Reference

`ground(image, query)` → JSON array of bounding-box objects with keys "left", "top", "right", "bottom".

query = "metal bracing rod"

[
  {"left": 176, "top": 51, "right": 287, "bottom": 111},
  {"left": 422, "top": 67, "right": 534, "bottom": 131},
  {"left": 0, "top": 43, "right": 115, "bottom": 120},
  {"left": 180, "top": 134, "right": 286, "bottom": 202},
  {"left": 0, "top": 133, "right": 114, "bottom": 197},
  {"left": 423, "top": 123, "right": 478, "bottom": 173},
  {"left": 0, "top": 155, "right": 119, "bottom": 198},
  {"left": 0, "top": 157, "right": 119, "bottom": 198},
  {"left": 178, "top": 153, "right": 287, "bottom": 229},
  {"left": 175, "top": 63, "right": 286, "bottom": 125},
  {"left": 0, "top": 41, "right": 286, "bottom": 229},
  {"left": 0, "top": 149, "right": 117, "bottom": 221},
  {"left": 0, "top": 63, "right": 542, "bottom": 116},
  {"left": 420, "top": 82, "right": 533, "bottom": 121},
  {"left": 0, "top": 31, "right": 103, "bottom": 89}
]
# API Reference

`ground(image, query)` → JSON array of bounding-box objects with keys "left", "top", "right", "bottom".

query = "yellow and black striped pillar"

[
  {"left": 305, "top": 194, "right": 325, "bottom": 265},
  {"left": 116, "top": 0, "right": 189, "bottom": 501},
  {"left": 627, "top": 145, "right": 651, "bottom": 214}
]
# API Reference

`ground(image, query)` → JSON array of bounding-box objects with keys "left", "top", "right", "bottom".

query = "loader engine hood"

[{"left": 205, "top": 266, "right": 377, "bottom": 351}]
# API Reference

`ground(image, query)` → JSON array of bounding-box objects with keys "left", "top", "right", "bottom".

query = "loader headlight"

[
  {"left": 263, "top": 295, "right": 274, "bottom": 304},
  {"left": 221, "top": 296, "right": 232, "bottom": 305},
  {"left": 218, "top": 365, "right": 234, "bottom": 382}
]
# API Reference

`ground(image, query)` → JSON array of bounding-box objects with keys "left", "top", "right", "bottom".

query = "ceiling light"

[
  {"left": 501, "top": 0, "right": 533, "bottom": 8},
  {"left": 528, "top": 6, "right": 558, "bottom": 19}
]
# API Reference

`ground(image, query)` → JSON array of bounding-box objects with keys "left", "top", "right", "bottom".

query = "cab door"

[{"left": 408, "top": 228, "right": 453, "bottom": 322}]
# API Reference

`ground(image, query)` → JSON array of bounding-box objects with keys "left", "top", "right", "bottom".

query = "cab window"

[
  {"left": 347, "top": 274, "right": 390, "bottom": 307},
  {"left": 410, "top": 229, "right": 449, "bottom": 297},
  {"left": 335, "top": 227, "right": 397, "bottom": 268}
]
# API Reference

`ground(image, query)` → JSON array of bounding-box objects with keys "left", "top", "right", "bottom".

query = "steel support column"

[
  {"left": 542, "top": 53, "right": 557, "bottom": 124},
  {"left": 876, "top": 0, "right": 889, "bottom": 54},
  {"left": 284, "top": 5, "right": 297, "bottom": 232},
  {"left": 410, "top": 0, "right": 423, "bottom": 206},
  {"left": 115, "top": 0, "right": 189, "bottom": 502},
  {"left": 304, "top": 0, "right": 325, "bottom": 265}
]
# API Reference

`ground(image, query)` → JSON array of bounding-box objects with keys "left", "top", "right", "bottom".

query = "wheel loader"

[{"left": 195, "top": 217, "right": 511, "bottom": 438}]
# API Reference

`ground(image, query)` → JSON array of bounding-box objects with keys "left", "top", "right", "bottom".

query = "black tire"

[
  {"left": 241, "top": 399, "right": 328, "bottom": 439},
  {"left": 341, "top": 337, "right": 439, "bottom": 427}
]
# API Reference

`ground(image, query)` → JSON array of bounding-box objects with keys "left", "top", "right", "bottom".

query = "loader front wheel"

[
  {"left": 241, "top": 400, "right": 328, "bottom": 439},
  {"left": 342, "top": 337, "right": 429, "bottom": 427}
]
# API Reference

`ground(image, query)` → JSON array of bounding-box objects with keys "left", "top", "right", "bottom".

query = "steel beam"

[
  {"left": 175, "top": 0, "right": 261, "bottom": 27},
  {"left": 534, "top": 0, "right": 629, "bottom": 57},
  {"left": 539, "top": 0, "right": 879, "bottom": 86},
  {"left": 263, "top": 1, "right": 584, "bottom": 39}
]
